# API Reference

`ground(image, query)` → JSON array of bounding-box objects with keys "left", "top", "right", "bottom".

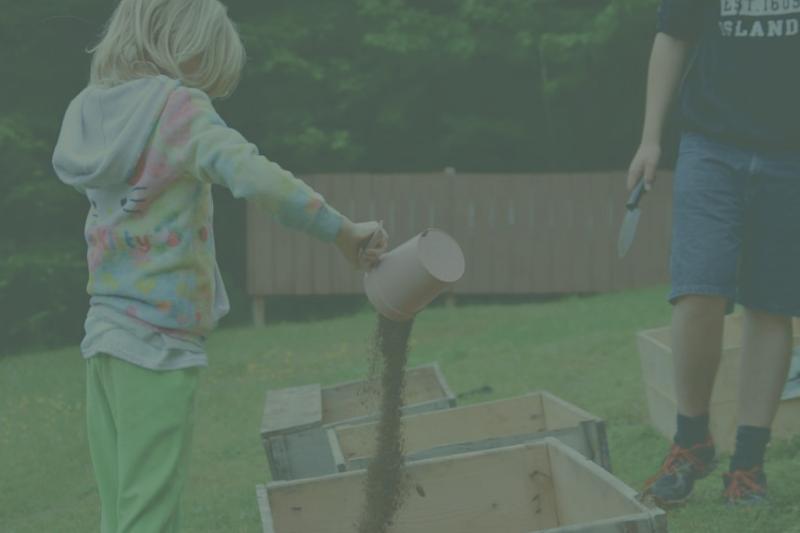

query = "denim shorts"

[{"left": 670, "top": 132, "right": 800, "bottom": 317}]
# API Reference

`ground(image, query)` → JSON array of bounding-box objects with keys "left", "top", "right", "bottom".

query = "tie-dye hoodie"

[{"left": 53, "top": 75, "right": 343, "bottom": 362}]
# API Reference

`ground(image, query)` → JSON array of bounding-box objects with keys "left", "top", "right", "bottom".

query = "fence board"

[
  {"left": 588, "top": 174, "right": 613, "bottom": 293},
  {"left": 531, "top": 174, "right": 555, "bottom": 293}
]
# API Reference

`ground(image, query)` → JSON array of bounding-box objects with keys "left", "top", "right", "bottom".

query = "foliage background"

[{"left": 0, "top": 0, "right": 667, "bottom": 353}]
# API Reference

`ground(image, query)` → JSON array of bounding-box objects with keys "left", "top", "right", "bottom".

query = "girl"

[{"left": 52, "top": 0, "right": 387, "bottom": 531}]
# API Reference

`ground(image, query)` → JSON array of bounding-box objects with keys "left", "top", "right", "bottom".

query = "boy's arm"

[
  {"left": 628, "top": 33, "right": 692, "bottom": 191},
  {"left": 627, "top": 0, "right": 700, "bottom": 190},
  {"left": 641, "top": 33, "right": 692, "bottom": 150}
]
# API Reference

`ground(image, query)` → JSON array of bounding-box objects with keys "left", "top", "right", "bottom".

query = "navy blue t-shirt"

[{"left": 658, "top": 0, "right": 800, "bottom": 151}]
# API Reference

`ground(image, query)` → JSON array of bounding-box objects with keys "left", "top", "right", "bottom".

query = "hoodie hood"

[{"left": 53, "top": 75, "right": 181, "bottom": 192}]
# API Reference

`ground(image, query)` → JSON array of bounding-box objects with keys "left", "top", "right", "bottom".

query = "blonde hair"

[{"left": 89, "top": 0, "right": 246, "bottom": 98}]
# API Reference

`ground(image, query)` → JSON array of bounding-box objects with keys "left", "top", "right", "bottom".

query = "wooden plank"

[
  {"left": 265, "top": 435, "right": 290, "bottom": 481},
  {"left": 540, "top": 391, "right": 611, "bottom": 470},
  {"left": 483, "top": 175, "right": 501, "bottom": 293},
  {"left": 588, "top": 174, "right": 614, "bottom": 293},
  {"left": 431, "top": 363, "right": 457, "bottom": 407},
  {"left": 540, "top": 391, "right": 601, "bottom": 431},
  {"left": 529, "top": 175, "right": 555, "bottom": 293},
  {"left": 264, "top": 442, "right": 559, "bottom": 533},
  {"left": 491, "top": 175, "right": 516, "bottom": 294},
  {"left": 642, "top": 384, "right": 680, "bottom": 443},
  {"left": 335, "top": 393, "right": 549, "bottom": 465},
  {"left": 551, "top": 174, "right": 575, "bottom": 293},
  {"left": 570, "top": 174, "right": 593, "bottom": 293},
  {"left": 326, "top": 428, "right": 348, "bottom": 473},
  {"left": 322, "top": 365, "right": 449, "bottom": 425},
  {"left": 636, "top": 326, "right": 674, "bottom": 398},
  {"left": 347, "top": 426, "right": 595, "bottom": 472},
  {"left": 544, "top": 174, "right": 564, "bottom": 292},
  {"left": 545, "top": 439, "right": 664, "bottom": 531},
  {"left": 581, "top": 420, "right": 613, "bottom": 473},
  {"left": 509, "top": 176, "right": 533, "bottom": 293},
  {"left": 280, "top": 428, "right": 338, "bottom": 480},
  {"left": 541, "top": 513, "right": 667, "bottom": 533},
  {"left": 256, "top": 484, "right": 275, "bottom": 533},
  {"left": 261, "top": 384, "right": 323, "bottom": 437},
  {"left": 252, "top": 296, "right": 266, "bottom": 327}
]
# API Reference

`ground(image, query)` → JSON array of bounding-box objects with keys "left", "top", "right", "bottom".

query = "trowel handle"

[{"left": 626, "top": 178, "right": 647, "bottom": 210}]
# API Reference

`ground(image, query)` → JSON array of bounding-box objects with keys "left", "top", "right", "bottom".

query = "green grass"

[{"left": 3, "top": 286, "right": 800, "bottom": 532}]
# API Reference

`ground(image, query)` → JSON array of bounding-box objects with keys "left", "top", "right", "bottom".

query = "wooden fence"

[{"left": 247, "top": 172, "right": 672, "bottom": 319}]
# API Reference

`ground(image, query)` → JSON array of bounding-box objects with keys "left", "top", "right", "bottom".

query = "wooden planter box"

[
  {"left": 639, "top": 314, "right": 800, "bottom": 452},
  {"left": 256, "top": 438, "right": 666, "bottom": 533},
  {"left": 327, "top": 391, "right": 611, "bottom": 473},
  {"left": 261, "top": 363, "right": 456, "bottom": 481}
]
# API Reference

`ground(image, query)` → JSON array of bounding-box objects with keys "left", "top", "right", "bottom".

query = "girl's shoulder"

[{"left": 159, "top": 85, "right": 226, "bottom": 134}]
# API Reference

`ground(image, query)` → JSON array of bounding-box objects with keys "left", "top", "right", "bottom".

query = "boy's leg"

[
  {"left": 723, "top": 150, "right": 800, "bottom": 505},
  {"left": 86, "top": 356, "right": 120, "bottom": 533},
  {"left": 668, "top": 132, "right": 748, "bottom": 431},
  {"left": 721, "top": 308, "right": 791, "bottom": 505},
  {"left": 738, "top": 308, "right": 792, "bottom": 429},
  {"left": 108, "top": 357, "right": 200, "bottom": 533},
  {"left": 672, "top": 295, "right": 726, "bottom": 419},
  {"left": 644, "top": 132, "right": 747, "bottom": 506}
]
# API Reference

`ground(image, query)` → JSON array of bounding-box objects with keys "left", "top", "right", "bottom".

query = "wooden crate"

[
  {"left": 256, "top": 438, "right": 666, "bottom": 533},
  {"left": 327, "top": 391, "right": 611, "bottom": 473},
  {"left": 261, "top": 363, "right": 456, "bottom": 481},
  {"left": 639, "top": 314, "right": 800, "bottom": 452}
]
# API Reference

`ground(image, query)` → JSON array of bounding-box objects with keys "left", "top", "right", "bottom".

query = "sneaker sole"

[{"left": 725, "top": 497, "right": 769, "bottom": 508}]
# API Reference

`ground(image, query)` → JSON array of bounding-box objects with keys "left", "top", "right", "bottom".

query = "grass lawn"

[{"left": 3, "top": 286, "right": 800, "bottom": 532}]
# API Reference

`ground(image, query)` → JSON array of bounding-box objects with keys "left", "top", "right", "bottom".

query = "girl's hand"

[
  {"left": 335, "top": 219, "right": 389, "bottom": 270},
  {"left": 627, "top": 142, "right": 661, "bottom": 191}
]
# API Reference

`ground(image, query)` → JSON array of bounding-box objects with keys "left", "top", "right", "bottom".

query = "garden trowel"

[{"left": 617, "top": 177, "right": 647, "bottom": 258}]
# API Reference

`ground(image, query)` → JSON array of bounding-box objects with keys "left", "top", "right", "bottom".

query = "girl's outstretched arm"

[
  {"left": 158, "top": 87, "right": 387, "bottom": 267},
  {"left": 169, "top": 87, "right": 344, "bottom": 242}
]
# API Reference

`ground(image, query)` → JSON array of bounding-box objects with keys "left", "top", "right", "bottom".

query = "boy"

[{"left": 627, "top": 0, "right": 800, "bottom": 507}]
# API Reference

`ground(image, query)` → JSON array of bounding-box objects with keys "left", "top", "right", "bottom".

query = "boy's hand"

[
  {"left": 335, "top": 219, "right": 389, "bottom": 270},
  {"left": 627, "top": 142, "right": 661, "bottom": 191}
]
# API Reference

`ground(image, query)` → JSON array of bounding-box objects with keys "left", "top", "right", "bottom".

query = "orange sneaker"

[
  {"left": 642, "top": 437, "right": 717, "bottom": 508},
  {"left": 723, "top": 467, "right": 768, "bottom": 507}
]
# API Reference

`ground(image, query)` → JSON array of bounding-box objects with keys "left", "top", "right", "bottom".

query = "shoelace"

[
  {"left": 723, "top": 468, "right": 765, "bottom": 501},
  {"left": 644, "top": 440, "right": 711, "bottom": 490}
]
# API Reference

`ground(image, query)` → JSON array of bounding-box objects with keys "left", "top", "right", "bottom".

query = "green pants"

[{"left": 86, "top": 355, "right": 200, "bottom": 533}]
